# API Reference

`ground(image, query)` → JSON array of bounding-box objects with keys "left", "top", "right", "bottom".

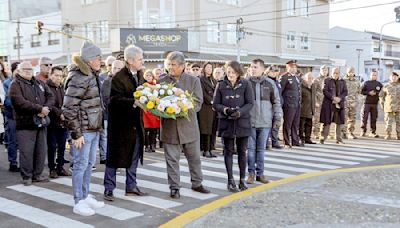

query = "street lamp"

[
  {"left": 378, "top": 21, "right": 395, "bottom": 81},
  {"left": 356, "top": 48, "right": 363, "bottom": 80}
]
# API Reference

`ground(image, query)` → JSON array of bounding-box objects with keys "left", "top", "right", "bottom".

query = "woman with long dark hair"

[
  {"left": 213, "top": 61, "right": 254, "bottom": 192},
  {"left": 198, "top": 62, "right": 218, "bottom": 158}
]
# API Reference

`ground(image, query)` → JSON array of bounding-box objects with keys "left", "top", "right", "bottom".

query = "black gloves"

[
  {"left": 225, "top": 108, "right": 235, "bottom": 116},
  {"left": 230, "top": 110, "right": 241, "bottom": 119}
]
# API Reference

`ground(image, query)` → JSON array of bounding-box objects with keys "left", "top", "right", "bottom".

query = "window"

[
  {"left": 31, "top": 34, "right": 41, "bottom": 47},
  {"left": 227, "top": 0, "right": 240, "bottom": 6},
  {"left": 300, "top": 0, "right": 309, "bottom": 17},
  {"left": 13, "top": 36, "right": 23, "bottom": 49},
  {"left": 81, "top": 0, "right": 94, "bottom": 5},
  {"left": 336, "top": 44, "right": 340, "bottom": 49},
  {"left": 148, "top": 8, "right": 160, "bottom": 28},
  {"left": 85, "top": 22, "right": 95, "bottom": 42},
  {"left": 48, "top": 32, "right": 60, "bottom": 45},
  {"left": 286, "top": 31, "right": 296, "bottom": 49},
  {"left": 98, "top": 20, "right": 109, "bottom": 43},
  {"left": 300, "top": 33, "right": 309, "bottom": 50},
  {"left": 373, "top": 42, "right": 380, "bottom": 52},
  {"left": 287, "top": 0, "right": 296, "bottom": 16},
  {"left": 207, "top": 20, "right": 221, "bottom": 43},
  {"left": 226, "top": 23, "right": 236, "bottom": 44}
]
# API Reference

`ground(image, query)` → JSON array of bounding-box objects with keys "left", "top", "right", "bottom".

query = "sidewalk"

[{"left": 181, "top": 165, "right": 400, "bottom": 228}]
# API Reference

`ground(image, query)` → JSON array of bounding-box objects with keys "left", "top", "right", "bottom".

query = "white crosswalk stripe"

[
  {"left": 294, "top": 146, "right": 388, "bottom": 158},
  {"left": 0, "top": 196, "right": 93, "bottom": 228},
  {"left": 312, "top": 143, "right": 400, "bottom": 156},
  {"left": 91, "top": 172, "right": 219, "bottom": 200},
  {"left": 266, "top": 151, "right": 360, "bottom": 165},
  {"left": 50, "top": 177, "right": 182, "bottom": 209},
  {"left": 7, "top": 184, "right": 143, "bottom": 220},
  {"left": 279, "top": 149, "right": 374, "bottom": 162}
]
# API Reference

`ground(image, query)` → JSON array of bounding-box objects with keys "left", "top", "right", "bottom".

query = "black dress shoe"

[
  {"left": 170, "top": 189, "right": 180, "bottom": 199},
  {"left": 125, "top": 187, "right": 149, "bottom": 196},
  {"left": 293, "top": 143, "right": 304, "bottom": 147},
  {"left": 305, "top": 140, "right": 316, "bottom": 144},
  {"left": 63, "top": 159, "right": 70, "bottom": 164},
  {"left": 203, "top": 151, "right": 217, "bottom": 158},
  {"left": 104, "top": 190, "right": 114, "bottom": 201},
  {"left": 272, "top": 144, "right": 282, "bottom": 149},
  {"left": 100, "top": 159, "right": 107, "bottom": 164},
  {"left": 191, "top": 185, "right": 210, "bottom": 194},
  {"left": 9, "top": 164, "right": 20, "bottom": 172}
]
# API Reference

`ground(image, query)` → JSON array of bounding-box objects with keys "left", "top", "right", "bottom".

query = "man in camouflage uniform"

[
  {"left": 312, "top": 65, "right": 329, "bottom": 139},
  {"left": 343, "top": 67, "right": 361, "bottom": 139},
  {"left": 379, "top": 72, "right": 400, "bottom": 140}
]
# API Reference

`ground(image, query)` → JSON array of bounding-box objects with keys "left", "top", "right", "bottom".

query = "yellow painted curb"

[{"left": 160, "top": 164, "right": 400, "bottom": 228}]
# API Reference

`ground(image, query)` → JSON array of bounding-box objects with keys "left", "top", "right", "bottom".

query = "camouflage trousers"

[
  {"left": 312, "top": 105, "right": 322, "bottom": 138},
  {"left": 384, "top": 112, "right": 400, "bottom": 137},
  {"left": 343, "top": 102, "right": 357, "bottom": 134}
]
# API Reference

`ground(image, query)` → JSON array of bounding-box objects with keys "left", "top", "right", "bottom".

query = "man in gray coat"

[{"left": 159, "top": 51, "right": 210, "bottom": 199}]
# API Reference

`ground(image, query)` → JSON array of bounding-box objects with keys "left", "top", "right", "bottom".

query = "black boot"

[
  {"left": 239, "top": 179, "right": 248, "bottom": 191},
  {"left": 227, "top": 179, "right": 239, "bottom": 193},
  {"left": 151, "top": 144, "right": 156, "bottom": 152},
  {"left": 145, "top": 146, "right": 152, "bottom": 153}
]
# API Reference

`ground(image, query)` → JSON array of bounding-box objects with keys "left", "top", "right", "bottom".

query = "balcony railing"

[{"left": 385, "top": 51, "right": 400, "bottom": 58}]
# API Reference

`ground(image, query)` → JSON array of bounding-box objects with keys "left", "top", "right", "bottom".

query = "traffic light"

[
  {"left": 36, "top": 21, "right": 44, "bottom": 35},
  {"left": 395, "top": 7, "right": 400, "bottom": 22}
]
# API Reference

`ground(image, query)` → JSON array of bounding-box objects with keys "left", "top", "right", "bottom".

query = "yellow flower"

[
  {"left": 146, "top": 101, "right": 155, "bottom": 109},
  {"left": 133, "top": 91, "right": 141, "bottom": 98},
  {"left": 166, "top": 106, "right": 175, "bottom": 114}
]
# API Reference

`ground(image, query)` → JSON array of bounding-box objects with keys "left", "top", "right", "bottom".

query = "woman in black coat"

[
  {"left": 198, "top": 62, "right": 218, "bottom": 158},
  {"left": 213, "top": 61, "right": 254, "bottom": 192},
  {"left": 319, "top": 67, "right": 348, "bottom": 144}
]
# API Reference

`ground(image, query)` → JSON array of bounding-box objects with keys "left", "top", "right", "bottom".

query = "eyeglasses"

[
  {"left": 21, "top": 68, "right": 33, "bottom": 72},
  {"left": 192, "top": 68, "right": 200, "bottom": 71},
  {"left": 43, "top": 64, "right": 52, "bottom": 67}
]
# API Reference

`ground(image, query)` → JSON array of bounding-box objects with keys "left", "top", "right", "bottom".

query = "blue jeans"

[
  {"left": 248, "top": 128, "right": 270, "bottom": 176},
  {"left": 104, "top": 134, "right": 142, "bottom": 192},
  {"left": 5, "top": 116, "right": 17, "bottom": 166},
  {"left": 266, "top": 126, "right": 279, "bottom": 147},
  {"left": 99, "top": 120, "right": 107, "bottom": 161},
  {"left": 72, "top": 132, "right": 100, "bottom": 203}
]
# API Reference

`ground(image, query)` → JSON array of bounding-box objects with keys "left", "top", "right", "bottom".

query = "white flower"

[
  {"left": 162, "top": 85, "right": 168, "bottom": 89},
  {"left": 137, "top": 85, "right": 144, "bottom": 90},
  {"left": 171, "top": 87, "right": 177, "bottom": 92},
  {"left": 157, "top": 103, "right": 166, "bottom": 111},
  {"left": 159, "top": 89, "right": 165, "bottom": 95},
  {"left": 153, "top": 90, "right": 159, "bottom": 97},
  {"left": 155, "top": 84, "right": 161, "bottom": 89},
  {"left": 167, "top": 90, "right": 173, "bottom": 95},
  {"left": 139, "top": 96, "right": 148, "bottom": 104},
  {"left": 174, "top": 106, "right": 181, "bottom": 114}
]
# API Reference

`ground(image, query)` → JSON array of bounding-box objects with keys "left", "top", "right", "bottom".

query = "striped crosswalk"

[{"left": 1, "top": 138, "right": 399, "bottom": 227}]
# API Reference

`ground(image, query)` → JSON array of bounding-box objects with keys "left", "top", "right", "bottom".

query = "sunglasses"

[
  {"left": 43, "top": 64, "right": 52, "bottom": 67},
  {"left": 22, "top": 68, "right": 33, "bottom": 71}
]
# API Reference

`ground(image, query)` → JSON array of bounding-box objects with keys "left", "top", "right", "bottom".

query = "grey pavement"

[{"left": 187, "top": 168, "right": 400, "bottom": 228}]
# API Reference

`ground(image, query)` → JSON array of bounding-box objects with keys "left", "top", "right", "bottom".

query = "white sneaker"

[
  {"left": 84, "top": 194, "right": 105, "bottom": 209},
  {"left": 73, "top": 200, "right": 95, "bottom": 216}
]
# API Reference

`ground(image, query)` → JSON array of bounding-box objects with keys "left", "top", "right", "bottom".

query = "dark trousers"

[
  {"left": 283, "top": 106, "right": 300, "bottom": 146},
  {"left": 361, "top": 104, "right": 378, "bottom": 133},
  {"left": 104, "top": 134, "right": 142, "bottom": 192},
  {"left": 200, "top": 134, "right": 213, "bottom": 152},
  {"left": 267, "top": 126, "right": 280, "bottom": 147},
  {"left": 223, "top": 137, "right": 248, "bottom": 180},
  {"left": 145, "top": 128, "right": 157, "bottom": 147},
  {"left": 299, "top": 117, "right": 312, "bottom": 141},
  {"left": 47, "top": 127, "right": 68, "bottom": 170},
  {"left": 5, "top": 117, "right": 17, "bottom": 165},
  {"left": 17, "top": 128, "right": 47, "bottom": 180}
]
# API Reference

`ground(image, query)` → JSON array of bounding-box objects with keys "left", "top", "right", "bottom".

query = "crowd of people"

[{"left": 1, "top": 40, "right": 400, "bottom": 216}]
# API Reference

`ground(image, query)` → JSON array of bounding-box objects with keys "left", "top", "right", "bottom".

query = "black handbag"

[{"left": 33, "top": 115, "right": 51, "bottom": 128}]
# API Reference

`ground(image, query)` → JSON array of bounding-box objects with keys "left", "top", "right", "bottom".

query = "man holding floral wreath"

[{"left": 159, "top": 51, "right": 210, "bottom": 199}]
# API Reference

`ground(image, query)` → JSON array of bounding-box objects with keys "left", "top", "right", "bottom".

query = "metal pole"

[
  {"left": 17, "top": 19, "right": 20, "bottom": 61},
  {"left": 236, "top": 18, "right": 243, "bottom": 63},
  {"left": 379, "top": 21, "right": 395, "bottom": 81},
  {"left": 356, "top": 48, "right": 363, "bottom": 80}
]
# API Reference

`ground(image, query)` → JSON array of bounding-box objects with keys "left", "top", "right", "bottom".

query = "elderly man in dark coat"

[
  {"left": 299, "top": 72, "right": 316, "bottom": 144},
  {"left": 319, "top": 67, "right": 348, "bottom": 144},
  {"left": 159, "top": 51, "right": 210, "bottom": 199},
  {"left": 103, "top": 45, "right": 147, "bottom": 202}
]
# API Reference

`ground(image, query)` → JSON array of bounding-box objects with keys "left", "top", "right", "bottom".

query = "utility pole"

[
  {"left": 356, "top": 48, "right": 363, "bottom": 80},
  {"left": 16, "top": 19, "right": 20, "bottom": 61},
  {"left": 62, "top": 24, "right": 74, "bottom": 65},
  {"left": 236, "top": 17, "right": 244, "bottom": 63}
]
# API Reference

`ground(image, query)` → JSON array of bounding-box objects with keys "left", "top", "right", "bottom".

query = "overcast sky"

[{"left": 330, "top": 0, "right": 400, "bottom": 37}]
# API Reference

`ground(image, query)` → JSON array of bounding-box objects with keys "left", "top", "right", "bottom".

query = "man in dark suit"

[{"left": 280, "top": 60, "right": 303, "bottom": 148}]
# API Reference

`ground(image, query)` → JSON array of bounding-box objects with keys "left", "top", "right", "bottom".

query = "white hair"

[
  {"left": 105, "top": 56, "right": 116, "bottom": 65},
  {"left": 124, "top": 45, "right": 143, "bottom": 61}
]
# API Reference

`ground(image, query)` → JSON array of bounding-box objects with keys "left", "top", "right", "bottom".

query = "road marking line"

[
  {"left": 310, "top": 143, "right": 400, "bottom": 156},
  {"left": 263, "top": 157, "right": 341, "bottom": 169},
  {"left": 7, "top": 184, "right": 143, "bottom": 220},
  {"left": 92, "top": 172, "right": 218, "bottom": 200},
  {"left": 296, "top": 146, "right": 388, "bottom": 158},
  {"left": 51, "top": 177, "right": 182, "bottom": 209},
  {"left": 160, "top": 164, "right": 400, "bottom": 228},
  {"left": 266, "top": 151, "right": 359, "bottom": 165},
  {"left": 279, "top": 149, "right": 373, "bottom": 162},
  {"left": 0, "top": 196, "right": 93, "bottom": 228},
  {"left": 135, "top": 167, "right": 227, "bottom": 190}
]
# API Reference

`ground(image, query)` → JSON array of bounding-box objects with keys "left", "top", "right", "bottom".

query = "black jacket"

[
  {"left": 63, "top": 55, "right": 104, "bottom": 140},
  {"left": 280, "top": 72, "right": 301, "bottom": 108},
  {"left": 361, "top": 80, "right": 383, "bottom": 104},
  {"left": 213, "top": 77, "right": 254, "bottom": 138},
  {"left": 9, "top": 75, "right": 55, "bottom": 130},
  {"left": 46, "top": 79, "right": 65, "bottom": 128},
  {"left": 300, "top": 82, "right": 315, "bottom": 119}
]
